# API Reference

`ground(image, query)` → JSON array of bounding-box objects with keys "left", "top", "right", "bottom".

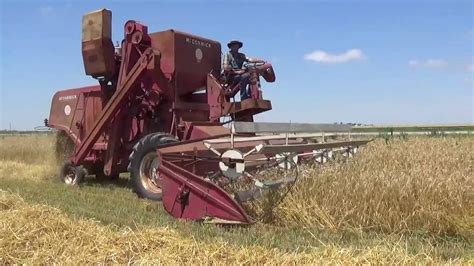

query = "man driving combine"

[{"left": 222, "top": 40, "right": 251, "bottom": 100}]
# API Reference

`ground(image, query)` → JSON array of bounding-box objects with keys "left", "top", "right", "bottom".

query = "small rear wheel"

[
  {"left": 59, "top": 161, "right": 86, "bottom": 185},
  {"left": 128, "top": 133, "right": 178, "bottom": 200}
]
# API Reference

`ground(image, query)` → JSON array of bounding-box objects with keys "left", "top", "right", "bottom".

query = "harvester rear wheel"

[
  {"left": 56, "top": 131, "right": 85, "bottom": 185},
  {"left": 128, "top": 133, "right": 178, "bottom": 201},
  {"left": 59, "top": 161, "right": 86, "bottom": 185}
]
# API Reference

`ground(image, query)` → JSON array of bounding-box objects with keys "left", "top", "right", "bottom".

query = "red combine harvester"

[{"left": 47, "top": 9, "right": 370, "bottom": 224}]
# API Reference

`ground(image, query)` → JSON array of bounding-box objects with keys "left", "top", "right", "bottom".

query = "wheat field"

[{"left": 0, "top": 134, "right": 472, "bottom": 263}]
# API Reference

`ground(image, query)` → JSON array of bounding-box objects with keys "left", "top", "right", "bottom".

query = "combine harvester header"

[{"left": 47, "top": 9, "right": 370, "bottom": 224}]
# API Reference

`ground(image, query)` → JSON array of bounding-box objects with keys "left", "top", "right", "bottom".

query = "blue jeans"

[{"left": 232, "top": 73, "right": 251, "bottom": 100}]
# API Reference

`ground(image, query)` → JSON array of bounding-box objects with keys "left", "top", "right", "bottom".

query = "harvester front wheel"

[{"left": 128, "top": 133, "right": 178, "bottom": 201}]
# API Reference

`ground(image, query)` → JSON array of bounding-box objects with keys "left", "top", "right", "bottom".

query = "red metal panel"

[
  {"left": 150, "top": 30, "right": 221, "bottom": 96},
  {"left": 48, "top": 85, "right": 102, "bottom": 143},
  {"left": 149, "top": 30, "right": 175, "bottom": 77},
  {"left": 207, "top": 74, "right": 225, "bottom": 121},
  {"left": 72, "top": 48, "right": 158, "bottom": 165},
  {"left": 174, "top": 31, "right": 221, "bottom": 94},
  {"left": 160, "top": 159, "right": 251, "bottom": 224}
]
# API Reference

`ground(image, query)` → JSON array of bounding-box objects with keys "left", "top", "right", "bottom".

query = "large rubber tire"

[{"left": 128, "top": 133, "right": 178, "bottom": 201}]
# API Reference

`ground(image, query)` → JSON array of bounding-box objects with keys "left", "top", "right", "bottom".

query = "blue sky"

[{"left": 1, "top": 0, "right": 473, "bottom": 130}]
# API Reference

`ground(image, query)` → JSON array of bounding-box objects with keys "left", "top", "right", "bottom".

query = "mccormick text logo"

[
  {"left": 186, "top": 37, "right": 211, "bottom": 48},
  {"left": 58, "top": 95, "right": 77, "bottom": 101}
]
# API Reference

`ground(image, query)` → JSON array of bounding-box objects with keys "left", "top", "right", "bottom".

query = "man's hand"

[{"left": 223, "top": 64, "right": 232, "bottom": 72}]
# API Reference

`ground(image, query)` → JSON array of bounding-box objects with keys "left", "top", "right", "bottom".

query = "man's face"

[{"left": 230, "top": 44, "right": 240, "bottom": 52}]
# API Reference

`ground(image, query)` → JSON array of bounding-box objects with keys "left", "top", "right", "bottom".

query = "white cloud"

[
  {"left": 408, "top": 60, "right": 419, "bottom": 68},
  {"left": 304, "top": 49, "right": 366, "bottom": 64},
  {"left": 425, "top": 59, "right": 447, "bottom": 68},
  {"left": 39, "top": 6, "right": 54, "bottom": 16},
  {"left": 408, "top": 58, "right": 447, "bottom": 69}
]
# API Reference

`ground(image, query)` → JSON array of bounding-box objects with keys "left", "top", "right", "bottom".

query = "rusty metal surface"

[
  {"left": 187, "top": 124, "right": 231, "bottom": 140},
  {"left": 259, "top": 63, "right": 276, "bottom": 82},
  {"left": 82, "top": 9, "right": 112, "bottom": 40},
  {"left": 223, "top": 99, "right": 272, "bottom": 118},
  {"left": 81, "top": 9, "right": 115, "bottom": 78}
]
